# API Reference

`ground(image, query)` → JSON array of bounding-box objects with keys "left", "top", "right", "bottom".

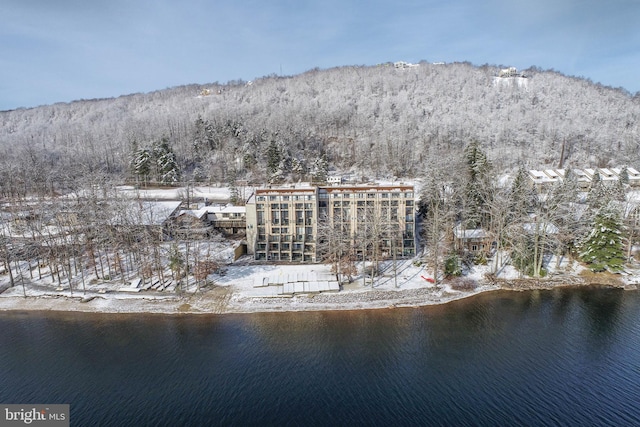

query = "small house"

[{"left": 454, "top": 225, "right": 493, "bottom": 255}]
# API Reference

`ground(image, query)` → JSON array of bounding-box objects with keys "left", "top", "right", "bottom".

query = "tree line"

[
  {"left": 1, "top": 62, "right": 639, "bottom": 196},
  {"left": 419, "top": 142, "right": 634, "bottom": 281}
]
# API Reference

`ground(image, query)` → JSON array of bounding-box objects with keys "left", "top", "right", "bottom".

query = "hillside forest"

[
  {"left": 1, "top": 61, "right": 639, "bottom": 194},
  {"left": 0, "top": 62, "right": 639, "bottom": 289}
]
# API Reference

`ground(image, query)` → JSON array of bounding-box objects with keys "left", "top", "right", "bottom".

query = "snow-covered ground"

[{"left": 0, "top": 257, "right": 500, "bottom": 315}]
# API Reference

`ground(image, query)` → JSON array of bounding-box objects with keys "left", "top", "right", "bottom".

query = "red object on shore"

[{"left": 421, "top": 276, "right": 435, "bottom": 283}]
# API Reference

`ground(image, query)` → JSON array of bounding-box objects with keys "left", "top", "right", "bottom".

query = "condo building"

[{"left": 246, "top": 184, "right": 416, "bottom": 263}]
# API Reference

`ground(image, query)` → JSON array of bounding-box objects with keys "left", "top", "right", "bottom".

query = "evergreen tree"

[
  {"left": 462, "top": 141, "right": 492, "bottom": 228},
  {"left": 266, "top": 139, "right": 282, "bottom": 183},
  {"left": 620, "top": 166, "right": 629, "bottom": 185},
  {"left": 444, "top": 253, "right": 462, "bottom": 277},
  {"left": 509, "top": 164, "right": 535, "bottom": 220},
  {"left": 587, "top": 170, "right": 608, "bottom": 210},
  {"left": 192, "top": 115, "right": 216, "bottom": 155},
  {"left": 154, "top": 139, "right": 180, "bottom": 184},
  {"left": 580, "top": 204, "right": 625, "bottom": 272},
  {"left": 311, "top": 154, "right": 329, "bottom": 184},
  {"left": 131, "top": 147, "right": 152, "bottom": 186}
]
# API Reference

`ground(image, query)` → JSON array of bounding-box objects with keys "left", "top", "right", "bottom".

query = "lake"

[{"left": 1, "top": 287, "right": 640, "bottom": 426}]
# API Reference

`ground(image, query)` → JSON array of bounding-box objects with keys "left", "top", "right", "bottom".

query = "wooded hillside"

[{"left": 1, "top": 62, "right": 638, "bottom": 193}]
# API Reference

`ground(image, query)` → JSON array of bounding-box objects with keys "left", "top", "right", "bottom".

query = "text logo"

[{"left": 1, "top": 405, "right": 68, "bottom": 427}]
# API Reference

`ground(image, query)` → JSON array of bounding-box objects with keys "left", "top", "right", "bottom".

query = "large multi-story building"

[{"left": 246, "top": 184, "right": 416, "bottom": 263}]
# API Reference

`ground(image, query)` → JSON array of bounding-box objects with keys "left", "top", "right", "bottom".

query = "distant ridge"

[{"left": 0, "top": 62, "right": 638, "bottom": 187}]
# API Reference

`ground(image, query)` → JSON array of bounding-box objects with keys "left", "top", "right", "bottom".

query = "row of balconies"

[{"left": 257, "top": 234, "right": 315, "bottom": 242}]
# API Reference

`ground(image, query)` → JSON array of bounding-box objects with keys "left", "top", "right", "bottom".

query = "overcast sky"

[{"left": 2, "top": 0, "right": 639, "bottom": 111}]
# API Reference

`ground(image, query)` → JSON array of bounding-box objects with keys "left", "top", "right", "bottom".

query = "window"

[
  {"left": 256, "top": 203, "right": 264, "bottom": 210},
  {"left": 270, "top": 196, "right": 278, "bottom": 201},
  {"left": 367, "top": 193, "right": 375, "bottom": 199}
]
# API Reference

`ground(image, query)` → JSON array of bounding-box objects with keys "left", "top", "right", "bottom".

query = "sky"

[{"left": 1, "top": 0, "right": 639, "bottom": 111}]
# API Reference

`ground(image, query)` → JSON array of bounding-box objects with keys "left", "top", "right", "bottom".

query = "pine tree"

[
  {"left": 131, "top": 147, "right": 152, "bottom": 186},
  {"left": 311, "top": 154, "right": 328, "bottom": 184},
  {"left": 463, "top": 141, "right": 492, "bottom": 228},
  {"left": 587, "top": 170, "right": 608, "bottom": 210},
  {"left": 620, "top": 166, "right": 629, "bottom": 185},
  {"left": 153, "top": 138, "right": 180, "bottom": 184},
  {"left": 509, "top": 164, "right": 535, "bottom": 220},
  {"left": 266, "top": 139, "right": 282, "bottom": 183},
  {"left": 580, "top": 204, "right": 625, "bottom": 272}
]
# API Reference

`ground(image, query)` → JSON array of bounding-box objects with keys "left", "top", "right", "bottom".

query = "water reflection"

[{"left": 1, "top": 289, "right": 639, "bottom": 426}]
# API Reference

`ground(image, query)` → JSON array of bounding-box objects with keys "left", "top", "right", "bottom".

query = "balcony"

[{"left": 211, "top": 219, "right": 246, "bottom": 229}]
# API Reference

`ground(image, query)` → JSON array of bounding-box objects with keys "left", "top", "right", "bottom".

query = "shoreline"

[{"left": 0, "top": 275, "right": 635, "bottom": 316}]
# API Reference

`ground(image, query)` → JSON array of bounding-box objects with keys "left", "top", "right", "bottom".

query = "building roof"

[
  {"left": 529, "top": 167, "right": 640, "bottom": 186},
  {"left": 454, "top": 225, "right": 489, "bottom": 240},
  {"left": 322, "top": 184, "right": 414, "bottom": 192},
  {"left": 112, "top": 200, "right": 182, "bottom": 226}
]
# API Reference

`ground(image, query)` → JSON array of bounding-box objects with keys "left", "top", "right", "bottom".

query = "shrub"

[{"left": 444, "top": 254, "right": 462, "bottom": 277}]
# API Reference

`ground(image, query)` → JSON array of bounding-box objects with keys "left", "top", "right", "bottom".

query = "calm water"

[{"left": 2, "top": 288, "right": 640, "bottom": 426}]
